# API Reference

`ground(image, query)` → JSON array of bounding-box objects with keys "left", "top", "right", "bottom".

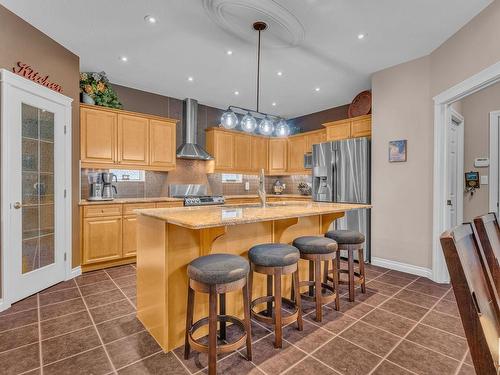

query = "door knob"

[
  {"left": 13, "top": 202, "right": 22, "bottom": 209},
  {"left": 447, "top": 200, "right": 452, "bottom": 206}
]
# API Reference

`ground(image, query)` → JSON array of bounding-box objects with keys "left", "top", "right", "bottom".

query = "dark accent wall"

[
  {"left": 112, "top": 84, "right": 224, "bottom": 148},
  {"left": 0, "top": 5, "right": 81, "bottom": 272},
  {"left": 288, "top": 104, "right": 350, "bottom": 132}
]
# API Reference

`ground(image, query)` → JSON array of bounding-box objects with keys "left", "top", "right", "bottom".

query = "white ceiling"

[{"left": 1, "top": 0, "right": 492, "bottom": 118}]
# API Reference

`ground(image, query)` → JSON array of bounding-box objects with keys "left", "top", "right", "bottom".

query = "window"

[
  {"left": 221, "top": 173, "right": 243, "bottom": 183},
  {"left": 109, "top": 169, "right": 145, "bottom": 182}
]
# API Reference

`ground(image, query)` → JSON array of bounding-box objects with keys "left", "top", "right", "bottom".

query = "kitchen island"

[{"left": 135, "top": 201, "right": 369, "bottom": 351}]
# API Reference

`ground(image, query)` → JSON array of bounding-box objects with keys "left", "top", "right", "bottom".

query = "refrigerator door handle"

[{"left": 332, "top": 150, "right": 338, "bottom": 202}]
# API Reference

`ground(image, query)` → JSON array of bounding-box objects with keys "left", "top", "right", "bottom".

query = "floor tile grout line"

[
  {"left": 41, "top": 344, "right": 103, "bottom": 368},
  {"left": 417, "top": 321, "right": 466, "bottom": 339},
  {"left": 0, "top": 321, "right": 39, "bottom": 335},
  {"left": 113, "top": 349, "right": 163, "bottom": 372},
  {"left": 38, "top": 282, "right": 77, "bottom": 296},
  {"left": 0, "top": 306, "right": 38, "bottom": 318},
  {"left": 37, "top": 293, "right": 44, "bottom": 375},
  {"left": 453, "top": 350, "right": 471, "bottom": 375},
  {"left": 74, "top": 280, "right": 118, "bottom": 374},
  {"left": 171, "top": 347, "right": 201, "bottom": 375},
  {"left": 103, "top": 269, "right": 136, "bottom": 309},
  {"left": 0, "top": 337, "right": 40, "bottom": 356},
  {"left": 367, "top": 280, "right": 458, "bottom": 375}
]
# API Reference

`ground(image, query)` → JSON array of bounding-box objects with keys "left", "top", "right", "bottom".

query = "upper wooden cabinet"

[
  {"left": 233, "top": 133, "right": 252, "bottom": 172},
  {"left": 81, "top": 107, "right": 117, "bottom": 164},
  {"left": 305, "top": 130, "right": 326, "bottom": 150},
  {"left": 251, "top": 136, "right": 268, "bottom": 173},
  {"left": 287, "top": 135, "right": 307, "bottom": 173},
  {"left": 268, "top": 138, "right": 288, "bottom": 175},
  {"left": 80, "top": 104, "right": 177, "bottom": 171},
  {"left": 206, "top": 128, "right": 235, "bottom": 171},
  {"left": 323, "top": 115, "right": 371, "bottom": 141}
]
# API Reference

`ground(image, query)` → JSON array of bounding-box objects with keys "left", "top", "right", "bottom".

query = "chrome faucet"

[{"left": 258, "top": 168, "right": 266, "bottom": 207}]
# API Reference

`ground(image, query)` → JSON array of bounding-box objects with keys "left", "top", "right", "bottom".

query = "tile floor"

[{"left": 0, "top": 262, "right": 475, "bottom": 375}]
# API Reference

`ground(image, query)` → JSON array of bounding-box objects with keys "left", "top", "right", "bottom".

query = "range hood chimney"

[{"left": 176, "top": 98, "right": 213, "bottom": 160}]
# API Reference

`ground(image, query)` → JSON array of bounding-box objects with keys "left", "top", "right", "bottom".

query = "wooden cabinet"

[
  {"left": 149, "top": 120, "right": 176, "bottom": 168},
  {"left": 80, "top": 104, "right": 177, "bottom": 171},
  {"left": 251, "top": 136, "right": 268, "bottom": 172},
  {"left": 268, "top": 138, "right": 288, "bottom": 175},
  {"left": 206, "top": 129, "right": 234, "bottom": 171},
  {"left": 122, "top": 203, "right": 156, "bottom": 259},
  {"left": 287, "top": 135, "right": 307, "bottom": 173},
  {"left": 81, "top": 106, "right": 117, "bottom": 164},
  {"left": 82, "top": 216, "right": 122, "bottom": 265},
  {"left": 306, "top": 130, "right": 326, "bottom": 150},
  {"left": 118, "top": 114, "right": 149, "bottom": 165},
  {"left": 234, "top": 133, "right": 252, "bottom": 172},
  {"left": 324, "top": 115, "right": 371, "bottom": 141}
]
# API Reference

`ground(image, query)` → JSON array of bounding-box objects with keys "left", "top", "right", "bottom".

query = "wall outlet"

[
  {"left": 244, "top": 181, "right": 250, "bottom": 191},
  {"left": 480, "top": 175, "right": 489, "bottom": 185}
]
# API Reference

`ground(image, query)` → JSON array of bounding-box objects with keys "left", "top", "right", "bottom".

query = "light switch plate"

[{"left": 480, "top": 175, "right": 489, "bottom": 185}]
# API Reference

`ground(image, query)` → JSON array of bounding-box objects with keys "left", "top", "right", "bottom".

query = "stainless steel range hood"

[{"left": 176, "top": 98, "right": 213, "bottom": 160}]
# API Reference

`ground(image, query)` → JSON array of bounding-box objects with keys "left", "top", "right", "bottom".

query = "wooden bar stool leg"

[
  {"left": 248, "top": 264, "right": 254, "bottom": 306},
  {"left": 293, "top": 270, "right": 303, "bottom": 331},
  {"left": 208, "top": 287, "right": 218, "bottom": 375},
  {"left": 332, "top": 255, "right": 340, "bottom": 310},
  {"left": 323, "top": 260, "right": 329, "bottom": 285},
  {"left": 274, "top": 269, "right": 283, "bottom": 348},
  {"left": 359, "top": 248, "right": 366, "bottom": 294},
  {"left": 266, "top": 275, "right": 273, "bottom": 317},
  {"left": 336, "top": 250, "right": 341, "bottom": 280},
  {"left": 184, "top": 285, "right": 195, "bottom": 360},
  {"left": 219, "top": 293, "right": 226, "bottom": 341},
  {"left": 314, "top": 260, "right": 322, "bottom": 322},
  {"left": 242, "top": 281, "right": 252, "bottom": 361},
  {"left": 348, "top": 250, "right": 355, "bottom": 302},
  {"left": 308, "top": 260, "right": 314, "bottom": 296}
]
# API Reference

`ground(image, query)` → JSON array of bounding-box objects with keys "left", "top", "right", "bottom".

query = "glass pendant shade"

[
  {"left": 275, "top": 119, "right": 290, "bottom": 137},
  {"left": 258, "top": 116, "right": 274, "bottom": 136},
  {"left": 241, "top": 112, "right": 257, "bottom": 133},
  {"left": 220, "top": 110, "right": 238, "bottom": 129}
]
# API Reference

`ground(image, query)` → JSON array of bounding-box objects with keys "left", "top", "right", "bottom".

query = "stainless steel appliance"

[
  {"left": 87, "top": 172, "right": 104, "bottom": 201},
  {"left": 169, "top": 184, "right": 225, "bottom": 206},
  {"left": 312, "top": 138, "right": 371, "bottom": 261},
  {"left": 101, "top": 172, "right": 117, "bottom": 200}
]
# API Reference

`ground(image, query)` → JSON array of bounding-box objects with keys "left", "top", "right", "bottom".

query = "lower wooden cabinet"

[
  {"left": 82, "top": 216, "right": 123, "bottom": 265},
  {"left": 122, "top": 215, "right": 138, "bottom": 258}
]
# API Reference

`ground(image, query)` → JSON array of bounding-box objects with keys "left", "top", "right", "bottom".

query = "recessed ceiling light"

[
  {"left": 187, "top": 76, "right": 194, "bottom": 82},
  {"left": 120, "top": 56, "right": 128, "bottom": 62},
  {"left": 144, "top": 15, "right": 157, "bottom": 24},
  {"left": 234, "top": 91, "right": 239, "bottom": 95},
  {"left": 315, "top": 87, "right": 320, "bottom": 92},
  {"left": 277, "top": 71, "right": 283, "bottom": 76},
  {"left": 226, "top": 50, "right": 233, "bottom": 55},
  {"left": 272, "top": 102, "right": 277, "bottom": 106},
  {"left": 357, "top": 33, "right": 365, "bottom": 40}
]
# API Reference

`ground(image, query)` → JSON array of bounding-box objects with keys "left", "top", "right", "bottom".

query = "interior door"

[
  {"left": 447, "top": 116, "right": 462, "bottom": 228},
  {"left": 9, "top": 89, "right": 67, "bottom": 302}
]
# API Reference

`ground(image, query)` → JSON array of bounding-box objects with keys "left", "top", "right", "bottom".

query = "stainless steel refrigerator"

[{"left": 312, "top": 138, "right": 371, "bottom": 261}]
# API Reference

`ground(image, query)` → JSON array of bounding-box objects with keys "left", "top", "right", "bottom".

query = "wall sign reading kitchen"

[{"left": 12, "top": 61, "right": 63, "bottom": 92}]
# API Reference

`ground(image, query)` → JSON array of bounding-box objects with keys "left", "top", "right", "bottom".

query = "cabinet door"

[
  {"left": 268, "top": 138, "right": 288, "bottom": 174},
  {"left": 234, "top": 133, "right": 252, "bottom": 172},
  {"left": 80, "top": 107, "right": 117, "bottom": 164},
  {"left": 306, "top": 130, "right": 326, "bottom": 151},
  {"left": 118, "top": 114, "right": 149, "bottom": 165},
  {"left": 213, "top": 131, "right": 235, "bottom": 170},
  {"left": 122, "top": 215, "right": 138, "bottom": 258},
  {"left": 325, "top": 120, "right": 351, "bottom": 141},
  {"left": 287, "top": 135, "right": 307, "bottom": 172},
  {"left": 251, "top": 136, "right": 268, "bottom": 173},
  {"left": 350, "top": 116, "right": 371, "bottom": 138},
  {"left": 82, "top": 216, "right": 122, "bottom": 264},
  {"left": 149, "top": 120, "right": 176, "bottom": 168}
]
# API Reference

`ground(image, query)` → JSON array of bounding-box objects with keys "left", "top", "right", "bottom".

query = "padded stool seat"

[
  {"left": 325, "top": 230, "right": 365, "bottom": 245},
  {"left": 187, "top": 254, "right": 249, "bottom": 285},
  {"left": 248, "top": 244, "right": 300, "bottom": 268},
  {"left": 293, "top": 236, "right": 337, "bottom": 254}
]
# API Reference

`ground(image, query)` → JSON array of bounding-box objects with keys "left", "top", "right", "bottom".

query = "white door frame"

[
  {"left": 0, "top": 69, "right": 73, "bottom": 311},
  {"left": 489, "top": 110, "right": 500, "bottom": 214},
  {"left": 448, "top": 108, "right": 465, "bottom": 227},
  {"left": 433, "top": 60, "right": 500, "bottom": 283}
]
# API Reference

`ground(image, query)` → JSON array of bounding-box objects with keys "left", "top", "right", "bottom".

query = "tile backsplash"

[{"left": 208, "top": 174, "right": 312, "bottom": 196}]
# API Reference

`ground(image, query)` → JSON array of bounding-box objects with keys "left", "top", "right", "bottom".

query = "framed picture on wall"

[{"left": 389, "top": 140, "right": 407, "bottom": 162}]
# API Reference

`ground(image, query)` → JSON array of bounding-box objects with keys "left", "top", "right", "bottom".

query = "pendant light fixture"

[{"left": 220, "top": 21, "right": 290, "bottom": 137}]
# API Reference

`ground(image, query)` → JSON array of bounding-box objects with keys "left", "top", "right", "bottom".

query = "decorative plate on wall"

[{"left": 348, "top": 90, "right": 372, "bottom": 118}]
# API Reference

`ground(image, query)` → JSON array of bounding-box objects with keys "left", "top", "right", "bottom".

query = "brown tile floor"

[{"left": 0, "top": 262, "right": 475, "bottom": 375}]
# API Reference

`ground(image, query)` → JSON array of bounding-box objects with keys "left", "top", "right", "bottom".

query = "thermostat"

[{"left": 474, "top": 158, "right": 489, "bottom": 168}]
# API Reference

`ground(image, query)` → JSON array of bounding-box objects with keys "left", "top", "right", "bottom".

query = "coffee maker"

[
  {"left": 87, "top": 172, "right": 104, "bottom": 201},
  {"left": 101, "top": 172, "right": 118, "bottom": 200}
]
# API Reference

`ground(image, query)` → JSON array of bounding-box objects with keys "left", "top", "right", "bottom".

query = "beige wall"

[
  {"left": 461, "top": 82, "right": 500, "bottom": 221},
  {"left": 371, "top": 0, "right": 500, "bottom": 269},
  {"left": 0, "top": 5, "right": 80, "bottom": 277}
]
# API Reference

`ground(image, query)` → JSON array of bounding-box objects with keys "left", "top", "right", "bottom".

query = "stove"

[{"left": 169, "top": 184, "right": 225, "bottom": 207}]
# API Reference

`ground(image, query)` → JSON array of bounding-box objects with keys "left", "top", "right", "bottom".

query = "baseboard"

[
  {"left": 371, "top": 257, "right": 433, "bottom": 279},
  {"left": 0, "top": 298, "right": 11, "bottom": 313},
  {"left": 67, "top": 266, "right": 82, "bottom": 280}
]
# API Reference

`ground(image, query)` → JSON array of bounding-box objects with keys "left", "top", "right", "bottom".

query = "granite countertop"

[
  {"left": 225, "top": 194, "right": 311, "bottom": 199},
  {"left": 135, "top": 201, "right": 370, "bottom": 229}
]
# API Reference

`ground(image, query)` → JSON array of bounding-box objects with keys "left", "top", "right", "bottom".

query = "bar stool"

[
  {"left": 184, "top": 254, "right": 252, "bottom": 375},
  {"left": 248, "top": 243, "right": 303, "bottom": 348},
  {"left": 292, "top": 236, "right": 339, "bottom": 322},
  {"left": 325, "top": 230, "right": 366, "bottom": 302}
]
